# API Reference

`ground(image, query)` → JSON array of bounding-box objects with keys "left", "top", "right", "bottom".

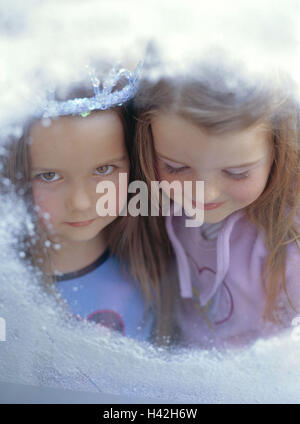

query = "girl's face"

[
  {"left": 30, "top": 110, "right": 129, "bottom": 243},
  {"left": 151, "top": 112, "right": 274, "bottom": 224}
]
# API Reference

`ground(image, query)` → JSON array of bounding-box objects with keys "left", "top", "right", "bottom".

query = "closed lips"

[{"left": 66, "top": 219, "right": 95, "bottom": 226}]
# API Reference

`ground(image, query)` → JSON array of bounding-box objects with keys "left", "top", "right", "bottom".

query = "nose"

[
  {"left": 67, "top": 182, "right": 93, "bottom": 212},
  {"left": 203, "top": 179, "right": 221, "bottom": 204}
]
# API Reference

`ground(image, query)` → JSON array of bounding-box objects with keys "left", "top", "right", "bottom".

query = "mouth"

[
  {"left": 192, "top": 200, "right": 225, "bottom": 210},
  {"left": 65, "top": 219, "right": 96, "bottom": 227},
  {"left": 203, "top": 202, "right": 225, "bottom": 210}
]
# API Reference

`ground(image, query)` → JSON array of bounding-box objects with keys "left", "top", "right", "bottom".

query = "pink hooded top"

[{"left": 166, "top": 205, "right": 300, "bottom": 349}]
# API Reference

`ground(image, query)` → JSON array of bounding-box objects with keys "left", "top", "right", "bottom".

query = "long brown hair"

[{"left": 133, "top": 69, "right": 300, "bottom": 323}]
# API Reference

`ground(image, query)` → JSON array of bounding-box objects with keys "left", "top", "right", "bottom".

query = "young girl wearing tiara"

[
  {"left": 134, "top": 62, "right": 300, "bottom": 348},
  {"left": 1, "top": 65, "right": 169, "bottom": 343}
]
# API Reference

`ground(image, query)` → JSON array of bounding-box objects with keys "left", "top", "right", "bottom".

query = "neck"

[{"left": 46, "top": 232, "right": 107, "bottom": 275}]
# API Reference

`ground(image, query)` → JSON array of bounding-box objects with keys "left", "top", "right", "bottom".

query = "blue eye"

[
  {"left": 94, "top": 165, "right": 115, "bottom": 176},
  {"left": 223, "top": 170, "right": 249, "bottom": 180},
  {"left": 37, "top": 172, "right": 60, "bottom": 182}
]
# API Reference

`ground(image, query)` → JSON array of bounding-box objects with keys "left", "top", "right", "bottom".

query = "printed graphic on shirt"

[
  {"left": 190, "top": 262, "right": 234, "bottom": 326},
  {"left": 54, "top": 251, "right": 152, "bottom": 342},
  {"left": 87, "top": 309, "right": 125, "bottom": 334}
]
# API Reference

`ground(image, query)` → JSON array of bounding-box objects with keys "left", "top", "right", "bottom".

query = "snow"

[{"left": 1, "top": 0, "right": 300, "bottom": 403}]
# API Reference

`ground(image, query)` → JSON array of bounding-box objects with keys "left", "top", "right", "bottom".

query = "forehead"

[
  {"left": 151, "top": 112, "right": 271, "bottom": 166},
  {"left": 30, "top": 110, "right": 125, "bottom": 167}
]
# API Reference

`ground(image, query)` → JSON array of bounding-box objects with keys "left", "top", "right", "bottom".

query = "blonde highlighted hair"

[{"left": 133, "top": 68, "right": 300, "bottom": 323}]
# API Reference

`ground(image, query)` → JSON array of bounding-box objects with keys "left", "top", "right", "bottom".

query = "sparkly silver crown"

[{"left": 41, "top": 62, "right": 142, "bottom": 118}]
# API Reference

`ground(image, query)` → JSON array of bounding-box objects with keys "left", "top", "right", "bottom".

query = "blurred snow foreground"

[{"left": 1, "top": 0, "right": 300, "bottom": 403}]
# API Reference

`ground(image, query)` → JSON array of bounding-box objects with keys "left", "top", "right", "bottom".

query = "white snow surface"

[{"left": 1, "top": 0, "right": 300, "bottom": 403}]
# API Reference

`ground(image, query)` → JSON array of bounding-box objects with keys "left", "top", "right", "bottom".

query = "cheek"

[
  {"left": 157, "top": 170, "right": 182, "bottom": 196},
  {"left": 225, "top": 172, "right": 269, "bottom": 205},
  {"left": 32, "top": 184, "right": 62, "bottom": 224},
  {"left": 155, "top": 170, "right": 195, "bottom": 206},
  {"left": 157, "top": 165, "right": 168, "bottom": 182}
]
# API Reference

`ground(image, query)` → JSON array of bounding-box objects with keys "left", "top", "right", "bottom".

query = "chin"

[
  {"left": 58, "top": 234, "right": 96, "bottom": 244},
  {"left": 203, "top": 210, "right": 230, "bottom": 224},
  {"left": 58, "top": 227, "right": 103, "bottom": 243},
  {"left": 203, "top": 216, "right": 223, "bottom": 224},
  {"left": 203, "top": 202, "right": 244, "bottom": 224}
]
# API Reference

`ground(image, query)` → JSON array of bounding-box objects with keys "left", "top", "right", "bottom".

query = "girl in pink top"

[{"left": 133, "top": 61, "right": 300, "bottom": 348}]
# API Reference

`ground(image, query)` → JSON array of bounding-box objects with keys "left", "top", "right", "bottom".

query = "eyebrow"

[
  {"left": 31, "top": 156, "right": 128, "bottom": 172},
  {"left": 96, "top": 155, "right": 128, "bottom": 165},
  {"left": 157, "top": 154, "right": 264, "bottom": 169}
]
